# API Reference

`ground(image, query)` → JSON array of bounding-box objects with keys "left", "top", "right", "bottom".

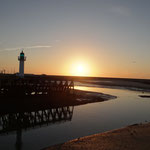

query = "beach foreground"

[{"left": 43, "top": 122, "right": 150, "bottom": 150}]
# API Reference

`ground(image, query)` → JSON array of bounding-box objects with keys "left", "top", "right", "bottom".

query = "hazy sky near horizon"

[{"left": 0, "top": 0, "right": 150, "bottom": 78}]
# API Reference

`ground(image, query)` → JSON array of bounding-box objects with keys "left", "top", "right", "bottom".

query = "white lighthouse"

[{"left": 18, "top": 51, "right": 26, "bottom": 77}]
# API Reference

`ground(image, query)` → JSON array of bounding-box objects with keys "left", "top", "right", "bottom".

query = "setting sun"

[
  {"left": 70, "top": 62, "right": 90, "bottom": 76},
  {"left": 77, "top": 65, "right": 84, "bottom": 73}
]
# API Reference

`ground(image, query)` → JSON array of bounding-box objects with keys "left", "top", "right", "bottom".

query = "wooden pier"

[{"left": 0, "top": 75, "right": 74, "bottom": 96}]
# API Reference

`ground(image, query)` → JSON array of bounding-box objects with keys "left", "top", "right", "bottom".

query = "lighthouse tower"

[{"left": 18, "top": 51, "right": 26, "bottom": 77}]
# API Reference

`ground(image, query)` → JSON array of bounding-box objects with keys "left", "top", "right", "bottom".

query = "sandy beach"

[{"left": 43, "top": 122, "right": 150, "bottom": 150}]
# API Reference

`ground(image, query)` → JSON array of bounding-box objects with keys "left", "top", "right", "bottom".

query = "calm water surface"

[{"left": 1, "top": 85, "right": 150, "bottom": 150}]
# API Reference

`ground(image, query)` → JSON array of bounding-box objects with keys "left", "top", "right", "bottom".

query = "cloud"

[
  {"left": 0, "top": 41, "right": 6, "bottom": 46},
  {"left": 4, "top": 45, "right": 52, "bottom": 51},
  {"left": 110, "top": 5, "right": 130, "bottom": 17},
  {"left": 132, "top": 61, "right": 136, "bottom": 64},
  {"left": 55, "top": 40, "right": 61, "bottom": 42},
  {"left": 25, "top": 45, "right": 52, "bottom": 49}
]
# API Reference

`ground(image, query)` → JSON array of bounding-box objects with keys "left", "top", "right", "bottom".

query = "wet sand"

[
  {"left": 80, "top": 78, "right": 150, "bottom": 91},
  {"left": 43, "top": 122, "right": 150, "bottom": 150}
]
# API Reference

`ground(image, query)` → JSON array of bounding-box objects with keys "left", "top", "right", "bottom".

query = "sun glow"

[
  {"left": 70, "top": 62, "right": 90, "bottom": 76},
  {"left": 77, "top": 65, "right": 84, "bottom": 73}
]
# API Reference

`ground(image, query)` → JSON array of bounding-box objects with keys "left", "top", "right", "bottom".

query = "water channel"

[{"left": 0, "top": 84, "right": 150, "bottom": 150}]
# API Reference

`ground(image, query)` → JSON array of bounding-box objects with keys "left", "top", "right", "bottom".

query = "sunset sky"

[{"left": 0, "top": 0, "right": 150, "bottom": 78}]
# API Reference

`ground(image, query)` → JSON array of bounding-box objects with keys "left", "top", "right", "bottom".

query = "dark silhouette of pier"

[
  {"left": 0, "top": 74, "right": 74, "bottom": 96},
  {"left": 0, "top": 74, "right": 75, "bottom": 150}
]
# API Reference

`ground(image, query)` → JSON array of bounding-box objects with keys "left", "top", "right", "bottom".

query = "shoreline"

[
  {"left": 0, "top": 89, "right": 116, "bottom": 114},
  {"left": 41, "top": 82, "right": 150, "bottom": 150},
  {"left": 43, "top": 122, "right": 150, "bottom": 150},
  {"left": 79, "top": 79, "right": 150, "bottom": 92}
]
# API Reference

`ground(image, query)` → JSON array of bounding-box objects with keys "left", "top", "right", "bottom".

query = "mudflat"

[{"left": 43, "top": 122, "right": 150, "bottom": 150}]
